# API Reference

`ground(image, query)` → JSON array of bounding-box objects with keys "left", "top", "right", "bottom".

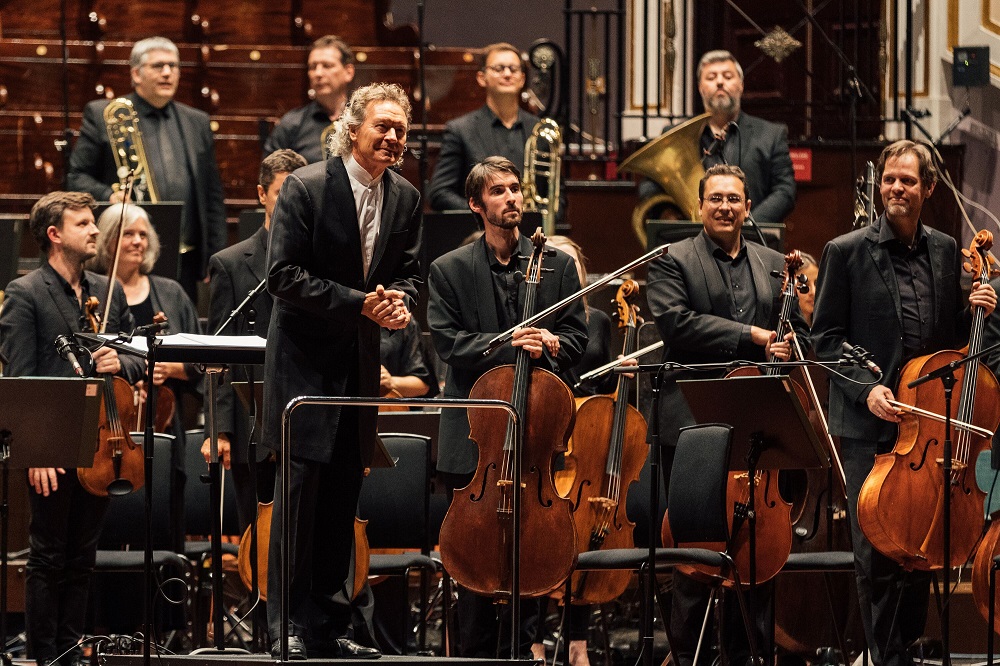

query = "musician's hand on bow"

[
  {"left": 867, "top": 385, "right": 902, "bottom": 423},
  {"left": 201, "top": 433, "right": 232, "bottom": 470},
  {"left": 970, "top": 281, "right": 997, "bottom": 317},
  {"left": 512, "top": 327, "right": 545, "bottom": 359},
  {"left": 92, "top": 347, "right": 122, "bottom": 375},
  {"left": 540, "top": 329, "right": 560, "bottom": 357},
  {"left": 618, "top": 354, "right": 638, "bottom": 379},
  {"left": 28, "top": 467, "right": 65, "bottom": 496},
  {"left": 766, "top": 331, "right": 794, "bottom": 361}
]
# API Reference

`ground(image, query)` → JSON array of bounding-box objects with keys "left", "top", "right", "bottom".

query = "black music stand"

[
  {"left": 0, "top": 378, "right": 102, "bottom": 664},
  {"left": 157, "top": 334, "right": 266, "bottom": 655},
  {"left": 678, "top": 374, "right": 829, "bottom": 654}
]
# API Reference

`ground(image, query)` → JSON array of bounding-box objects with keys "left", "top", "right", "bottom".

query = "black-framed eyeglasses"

[
  {"left": 484, "top": 64, "right": 523, "bottom": 75},
  {"left": 705, "top": 194, "right": 745, "bottom": 206}
]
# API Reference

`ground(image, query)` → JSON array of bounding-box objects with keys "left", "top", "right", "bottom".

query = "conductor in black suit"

[
  {"left": 0, "top": 191, "right": 144, "bottom": 666},
  {"left": 262, "top": 82, "right": 421, "bottom": 660},
  {"left": 201, "top": 149, "right": 307, "bottom": 530},
  {"left": 811, "top": 140, "right": 996, "bottom": 666},
  {"left": 428, "top": 43, "right": 540, "bottom": 212},
  {"left": 640, "top": 50, "right": 796, "bottom": 225},
  {"left": 67, "top": 36, "right": 227, "bottom": 300},
  {"left": 646, "top": 164, "right": 806, "bottom": 666}
]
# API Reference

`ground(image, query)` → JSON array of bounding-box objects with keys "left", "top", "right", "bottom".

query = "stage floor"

[{"left": 101, "top": 654, "right": 538, "bottom": 665}]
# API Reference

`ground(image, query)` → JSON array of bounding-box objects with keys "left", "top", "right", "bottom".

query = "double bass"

[
  {"left": 660, "top": 251, "right": 803, "bottom": 586},
  {"left": 561, "top": 279, "right": 647, "bottom": 604},
  {"left": 858, "top": 230, "right": 1000, "bottom": 570},
  {"left": 438, "top": 231, "right": 578, "bottom": 598}
]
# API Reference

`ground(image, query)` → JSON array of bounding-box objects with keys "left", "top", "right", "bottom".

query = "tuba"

[
  {"left": 103, "top": 98, "right": 158, "bottom": 202},
  {"left": 618, "top": 113, "right": 708, "bottom": 247},
  {"left": 522, "top": 118, "right": 562, "bottom": 237}
]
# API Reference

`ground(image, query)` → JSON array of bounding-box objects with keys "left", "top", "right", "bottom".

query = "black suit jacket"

[
  {"left": 262, "top": 157, "right": 422, "bottom": 464},
  {"left": 67, "top": 93, "right": 227, "bottom": 277},
  {"left": 427, "top": 234, "right": 589, "bottom": 475},
  {"left": 428, "top": 105, "right": 540, "bottom": 211},
  {"left": 639, "top": 111, "right": 796, "bottom": 224},
  {"left": 811, "top": 216, "right": 967, "bottom": 442},
  {"left": 205, "top": 226, "right": 271, "bottom": 464},
  {"left": 646, "top": 231, "right": 808, "bottom": 446},
  {"left": 0, "top": 263, "right": 143, "bottom": 383}
]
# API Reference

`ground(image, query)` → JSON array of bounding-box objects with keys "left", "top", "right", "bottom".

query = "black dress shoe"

[
  {"left": 333, "top": 638, "right": 381, "bottom": 659},
  {"left": 270, "top": 636, "right": 308, "bottom": 660}
]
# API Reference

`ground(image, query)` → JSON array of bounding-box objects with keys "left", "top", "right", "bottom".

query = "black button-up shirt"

[
  {"left": 487, "top": 242, "right": 524, "bottom": 330},
  {"left": 880, "top": 221, "right": 934, "bottom": 359},
  {"left": 710, "top": 238, "right": 757, "bottom": 326}
]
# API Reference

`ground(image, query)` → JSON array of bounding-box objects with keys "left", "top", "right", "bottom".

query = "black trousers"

[
  {"left": 266, "top": 424, "right": 365, "bottom": 644},
  {"left": 842, "top": 437, "right": 930, "bottom": 666},
  {"left": 25, "top": 472, "right": 109, "bottom": 665}
]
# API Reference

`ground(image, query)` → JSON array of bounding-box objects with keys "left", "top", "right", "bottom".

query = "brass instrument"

[
  {"left": 853, "top": 160, "right": 877, "bottom": 228},
  {"left": 618, "top": 113, "right": 709, "bottom": 247},
  {"left": 320, "top": 120, "right": 339, "bottom": 161},
  {"left": 103, "top": 98, "right": 158, "bottom": 202},
  {"left": 522, "top": 118, "right": 562, "bottom": 237}
]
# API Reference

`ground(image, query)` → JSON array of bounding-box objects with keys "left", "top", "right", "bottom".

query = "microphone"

[
  {"left": 54, "top": 335, "right": 85, "bottom": 377},
  {"left": 133, "top": 321, "right": 170, "bottom": 337},
  {"left": 842, "top": 341, "right": 881, "bottom": 376}
]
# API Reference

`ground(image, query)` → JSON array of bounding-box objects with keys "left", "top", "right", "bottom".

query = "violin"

[
  {"left": 858, "top": 230, "right": 1000, "bottom": 570},
  {"left": 559, "top": 279, "right": 647, "bottom": 604},
  {"left": 438, "top": 231, "right": 578, "bottom": 598},
  {"left": 76, "top": 296, "right": 145, "bottom": 497},
  {"left": 660, "top": 251, "right": 806, "bottom": 586},
  {"left": 237, "top": 501, "right": 369, "bottom": 601}
]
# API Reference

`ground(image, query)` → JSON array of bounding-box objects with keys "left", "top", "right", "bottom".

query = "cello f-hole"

[
  {"left": 570, "top": 480, "right": 590, "bottom": 512},
  {"left": 909, "top": 438, "right": 936, "bottom": 472},
  {"left": 528, "top": 466, "right": 553, "bottom": 507},
  {"left": 469, "top": 463, "right": 496, "bottom": 502}
]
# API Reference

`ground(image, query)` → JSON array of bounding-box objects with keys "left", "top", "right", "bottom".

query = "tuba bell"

[
  {"left": 618, "top": 113, "right": 709, "bottom": 247},
  {"left": 103, "top": 97, "right": 158, "bottom": 202},
  {"left": 522, "top": 118, "right": 562, "bottom": 237}
]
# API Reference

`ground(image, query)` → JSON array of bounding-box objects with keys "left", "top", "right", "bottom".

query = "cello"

[
  {"left": 561, "top": 279, "right": 647, "bottom": 604},
  {"left": 660, "top": 251, "right": 804, "bottom": 586},
  {"left": 438, "top": 231, "right": 578, "bottom": 598},
  {"left": 858, "top": 230, "right": 1000, "bottom": 571}
]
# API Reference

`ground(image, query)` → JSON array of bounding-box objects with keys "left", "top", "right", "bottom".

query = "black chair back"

[
  {"left": 359, "top": 433, "right": 433, "bottom": 552},
  {"left": 667, "top": 423, "right": 733, "bottom": 545},
  {"left": 184, "top": 429, "right": 241, "bottom": 537},
  {"left": 99, "top": 433, "right": 174, "bottom": 550}
]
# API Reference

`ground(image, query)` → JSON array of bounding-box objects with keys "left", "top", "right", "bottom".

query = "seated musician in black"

[
  {"left": 427, "top": 156, "right": 588, "bottom": 658},
  {"left": 379, "top": 318, "right": 439, "bottom": 399},
  {"left": 0, "top": 191, "right": 144, "bottom": 666}
]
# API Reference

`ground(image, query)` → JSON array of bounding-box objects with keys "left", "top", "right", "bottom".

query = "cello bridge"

[{"left": 496, "top": 480, "right": 527, "bottom": 489}]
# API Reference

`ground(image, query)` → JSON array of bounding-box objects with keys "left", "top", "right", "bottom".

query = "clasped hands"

[{"left": 362, "top": 285, "right": 410, "bottom": 330}]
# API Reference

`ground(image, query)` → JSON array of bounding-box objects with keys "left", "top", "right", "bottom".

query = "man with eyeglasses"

[
  {"left": 68, "top": 36, "right": 226, "bottom": 302},
  {"left": 646, "top": 163, "right": 808, "bottom": 666},
  {"left": 428, "top": 42, "right": 540, "bottom": 212},
  {"left": 264, "top": 35, "right": 356, "bottom": 164}
]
